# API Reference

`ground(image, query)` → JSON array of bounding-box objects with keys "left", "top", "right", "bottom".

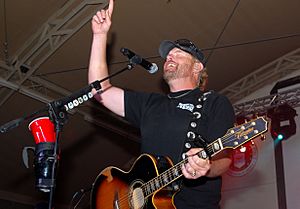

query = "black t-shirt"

[{"left": 124, "top": 88, "right": 235, "bottom": 209}]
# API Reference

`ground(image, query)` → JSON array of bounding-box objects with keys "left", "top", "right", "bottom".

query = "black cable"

[
  {"left": 34, "top": 67, "right": 87, "bottom": 77},
  {"left": 47, "top": 124, "right": 60, "bottom": 209},
  {"left": 202, "top": 33, "right": 300, "bottom": 51},
  {"left": 204, "top": 0, "right": 241, "bottom": 65},
  {"left": 2, "top": 0, "right": 10, "bottom": 65}
]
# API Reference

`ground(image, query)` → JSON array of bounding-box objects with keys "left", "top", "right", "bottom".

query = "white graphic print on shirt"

[{"left": 176, "top": 103, "right": 194, "bottom": 112}]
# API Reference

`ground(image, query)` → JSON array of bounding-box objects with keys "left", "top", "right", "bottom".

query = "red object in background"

[
  {"left": 28, "top": 117, "right": 56, "bottom": 144},
  {"left": 227, "top": 142, "right": 258, "bottom": 177}
]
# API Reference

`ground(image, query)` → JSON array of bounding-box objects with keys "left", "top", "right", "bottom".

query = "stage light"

[
  {"left": 267, "top": 103, "right": 297, "bottom": 141},
  {"left": 277, "top": 134, "right": 284, "bottom": 141}
]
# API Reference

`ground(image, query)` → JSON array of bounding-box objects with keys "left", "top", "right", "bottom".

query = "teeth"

[{"left": 168, "top": 63, "right": 176, "bottom": 67}]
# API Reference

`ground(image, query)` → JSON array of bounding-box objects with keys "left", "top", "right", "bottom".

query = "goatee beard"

[{"left": 163, "top": 71, "right": 176, "bottom": 83}]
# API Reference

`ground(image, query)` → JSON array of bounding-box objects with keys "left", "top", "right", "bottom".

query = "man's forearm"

[
  {"left": 206, "top": 157, "right": 232, "bottom": 178},
  {"left": 88, "top": 34, "right": 111, "bottom": 89}
]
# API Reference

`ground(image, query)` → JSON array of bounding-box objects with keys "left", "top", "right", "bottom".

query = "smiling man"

[{"left": 88, "top": 0, "right": 235, "bottom": 208}]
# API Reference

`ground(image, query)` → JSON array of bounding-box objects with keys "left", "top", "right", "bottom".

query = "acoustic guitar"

[{"left": 91, "top": 117, "right": 268, "bottom": 209}]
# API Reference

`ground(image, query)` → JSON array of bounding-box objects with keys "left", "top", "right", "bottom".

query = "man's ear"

[{"left": 193, "top": 61, "right": 204, "bottom": 73}]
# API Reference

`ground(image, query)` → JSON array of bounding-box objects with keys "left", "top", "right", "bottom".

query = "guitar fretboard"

[{"left": 141, "top": 159, "right": 185, "bottom": 197}]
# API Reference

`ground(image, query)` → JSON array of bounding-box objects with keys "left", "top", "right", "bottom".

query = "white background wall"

[{"left": 221, "top": 71, "right": 300, "bottom": 209}]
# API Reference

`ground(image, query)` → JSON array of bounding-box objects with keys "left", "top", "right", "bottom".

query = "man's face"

[{"left": 163, "top": 47, "right": 196, "bottom": 83}]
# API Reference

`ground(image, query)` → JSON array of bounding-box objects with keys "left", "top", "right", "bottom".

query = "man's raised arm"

[{"left": 88, "top": 0, "right": 125, "bottom": 117}]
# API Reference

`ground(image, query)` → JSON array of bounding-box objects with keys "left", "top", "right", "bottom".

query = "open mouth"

[{"left": 165, "top": 61, "right": 177, "bottom": 71}]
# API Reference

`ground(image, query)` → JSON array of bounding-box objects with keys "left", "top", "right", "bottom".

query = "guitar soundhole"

[{"left": 129, "top": 180, "right": 146, "bottom": 209}]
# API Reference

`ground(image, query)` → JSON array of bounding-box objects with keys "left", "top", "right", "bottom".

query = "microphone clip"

[{"left": 129, "top": 55, "right": 143, "bottom": 66}]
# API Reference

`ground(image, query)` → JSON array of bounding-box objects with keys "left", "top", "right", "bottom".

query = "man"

[{"left": 88, "top": 0, "right": 235, "bottom": 208}]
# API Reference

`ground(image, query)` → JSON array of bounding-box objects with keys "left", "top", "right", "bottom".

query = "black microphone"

[{"left": 120, "top": 48, "right": 158, "bottom": 74}]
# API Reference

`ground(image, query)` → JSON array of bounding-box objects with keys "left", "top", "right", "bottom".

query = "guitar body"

[{"left": 91, "top": 154, "right": 176, "bottom": 209}]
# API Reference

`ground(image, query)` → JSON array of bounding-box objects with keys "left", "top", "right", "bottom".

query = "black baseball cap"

[{"left": 159, "top": 39, "right": 205, "bottom": 65}]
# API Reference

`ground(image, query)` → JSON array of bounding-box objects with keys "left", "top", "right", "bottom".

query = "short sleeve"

[
  {"left": 206, "top": 94, "right": 235, "bottom": 142},
  {"left": 124, "top": 90, "right": 152, "bottom": 128}
]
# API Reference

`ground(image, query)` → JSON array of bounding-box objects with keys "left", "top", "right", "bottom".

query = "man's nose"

[{"left": 166, "top": 52, "right": 174, "bottom": 60}]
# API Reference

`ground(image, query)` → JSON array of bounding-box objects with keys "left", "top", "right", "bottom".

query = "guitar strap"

[
  {"left": 172, "top": 90, "right": 214, "bottom": 191},
  {"left": 182, "top": 90, "right": 214, "bottom": 158}
]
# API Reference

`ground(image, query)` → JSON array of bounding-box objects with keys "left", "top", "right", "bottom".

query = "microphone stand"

[{"left": 0, "top": 61, "right": 137, "bottom": 209}]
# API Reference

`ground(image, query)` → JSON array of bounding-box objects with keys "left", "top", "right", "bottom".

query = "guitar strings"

[
  {"left": 115, "top": 120, "right": 263, "bottom": 207},
  {"left": 141, "top": 160, "right": 186, "bottom": 197}
]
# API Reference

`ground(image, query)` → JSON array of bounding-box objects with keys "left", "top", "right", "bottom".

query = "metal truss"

[
  {"left": 0, "top": 0, "right": 107, "bottom": 106},
  {"left": 234, "top": 86, "right": 300, "bottom": 117},
  {"left": 0, "top": 0, "right": 140, "bottom": 142},
  {"left": 220, "top": 48, "right": 300, "bottom": 104}
]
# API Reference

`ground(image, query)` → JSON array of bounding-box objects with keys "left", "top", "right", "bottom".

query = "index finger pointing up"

[{"left": 107, "top": 0, "right": 114, "bottom": 17}]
